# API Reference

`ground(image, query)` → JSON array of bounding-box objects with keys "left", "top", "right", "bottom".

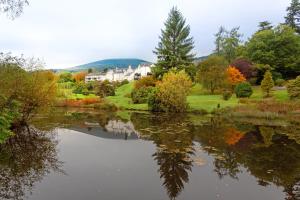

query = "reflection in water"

[
  {"left": 29, "top": 108, "right": 300, "bottom": 200},
  {"left": 0, "top": 126, "right": 64, "bottom": 200},
  {"left": 131, "top": 113, "right": 195, "bottom": 199},
  {"left": 192, "top": 117, "right": 300, "bottom": 200}
]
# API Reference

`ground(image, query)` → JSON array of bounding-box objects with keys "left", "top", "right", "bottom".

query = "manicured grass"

[
  {"left": 105, "top": 82, "right": 290, "bottom": 112},
  {"left": 187, "top": 95, "right": 239, "bottom": 112},
  {"left": 106, "top": 82, "right": 148, "bottom": 110},
  {"left": 250, "top": 86, "right": 289, "bottom": 101}
]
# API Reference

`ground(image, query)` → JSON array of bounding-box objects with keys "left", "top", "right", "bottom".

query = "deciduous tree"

[
  {"left": 227, "top": 66, "right": 246, "bottom": 89},
  {"left": 196, "top": 56, "right": 228, "bottom": 94}
]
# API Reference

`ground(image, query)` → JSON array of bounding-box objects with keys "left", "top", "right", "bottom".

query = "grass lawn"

[
  {"left": 106, "top": 82, "right": 148, "bottom": 110},
  {"left": 107, "top": 83, "right": 290, "bottom": 112}
]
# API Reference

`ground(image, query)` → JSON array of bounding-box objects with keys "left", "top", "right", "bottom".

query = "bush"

[
  {"left": 134, "top": 76, "right": 156, "bottom": 89},
  {"left": 121, "top": 79, "right": 129, "bottom": 85},
  {"left": 248, "top": 77, "right": 258, "bottom": 85},
  {"left": 131, "top": 87, "right": 155, "bottom": 104},
  {"left": 261, "top": 70, "right": 274, "bottom": 97},
  {"left": 287, "top": 76, "right": 300, "bottom": 100},
  {"left": 95, "top": 80, "right": 115, "bottom": 97},
  {"left": 73, "top": 82, "right": 87, "bottom": 94},
  {"left": 275, "top": 78, "right": 285, "bottom": 87},
  {"left": 148, "top": 88, "right": 162, "bottom": 112},
  {"left": 222, "top": 91, "right": 233, "bottom": 101},
  {"left": 234, "top": 82, "right": 253, "bottom": 98},
  {"left": 148, "top": 70, "right": 192, "bottom": 112}
]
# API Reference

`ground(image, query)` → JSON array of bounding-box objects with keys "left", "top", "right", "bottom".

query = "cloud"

[{"left": 0, "top": 0, "right": 290, "bottom": 68}]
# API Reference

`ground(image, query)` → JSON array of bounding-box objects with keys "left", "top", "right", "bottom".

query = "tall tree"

[
  {"left": 258, "top": 21, "right": 273, "bottom": 32},
  {"left": 245, "top": 25, "right": 300, "bottom": 79},
  {"left": 214, "top": 26, "right": 227, "bottom": 55},
  {"left": 285, "top": 0, "right": 300, "bottom": 34},
  {"left": 196, "top": 55, "right": 228, "bottom": 94},
  {"left": 213, "top": 27, "right": 242, "bottom": 63},
  {"left": 153, "top": 7, "right": 195, "bottom": 78}
]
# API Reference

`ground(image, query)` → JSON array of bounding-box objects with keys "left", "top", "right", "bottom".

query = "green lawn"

[
  {"left": 106, "top": 82, "right": 148, "bottom": 110},
  {"left": 106, "top": 82, "right": 290, "bottom": 112}
]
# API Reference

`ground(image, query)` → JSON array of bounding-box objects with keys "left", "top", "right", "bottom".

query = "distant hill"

[
  {"left": 194, "top": 56, "right": 209, "bottom": 64},
  {"left": 69, "top": 58, "right": 151, "bottom": 71}
]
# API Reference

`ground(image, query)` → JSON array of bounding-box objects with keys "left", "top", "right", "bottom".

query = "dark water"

[{"left": 1, "top": 108, "right": 300, "bottom": 200}]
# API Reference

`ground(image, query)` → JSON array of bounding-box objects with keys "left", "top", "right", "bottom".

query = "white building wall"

[{"left": 85, "top": 65, "right": 153, "bottom": 83}]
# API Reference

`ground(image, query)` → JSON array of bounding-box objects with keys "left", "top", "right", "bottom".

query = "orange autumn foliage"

[
  {"left": 224, "top": 128, "right": 245, "bottom": 145},
  {"left": 227, "top": 66, "right": 246, "bottom": 86},
  {"left": 73, "top": 72, "right": 87, "bottom": 83}
]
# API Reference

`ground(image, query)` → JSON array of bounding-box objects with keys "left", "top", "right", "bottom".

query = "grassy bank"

[{"left": 105, "top": 82, "right": 290, "bottom": 112}]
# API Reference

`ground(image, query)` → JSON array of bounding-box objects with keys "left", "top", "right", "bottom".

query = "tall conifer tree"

[
  {"left": 153, "top": 7, "right": 195, "bottom": 78},
  {"left": 285, "top": 0, "right": 300, "bottom": 33}
]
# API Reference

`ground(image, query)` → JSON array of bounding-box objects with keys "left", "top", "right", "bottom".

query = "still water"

[{"left": 0, "top": 108, "right": 300, "bottom": 200}]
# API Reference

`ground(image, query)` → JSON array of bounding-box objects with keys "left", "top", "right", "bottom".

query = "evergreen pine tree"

[
  {"left": 285, "top": 0, "right": 300, "bottom": 34},
  {"left": 258, "top": 21, "right": 273, "bottom": 32},
  {"left": 153, "top": 7, "right": 195, "bottom": 78},
  {"left": 261, "top": 70, "right": 275, "bottom": 97}
]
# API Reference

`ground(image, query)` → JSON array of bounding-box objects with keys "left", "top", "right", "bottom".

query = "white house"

[{"left": 85, "top": 64, "right": 154, "bottom": 82}]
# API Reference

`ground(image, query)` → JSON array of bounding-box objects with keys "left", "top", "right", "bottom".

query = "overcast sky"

[{"left": 0, "top": 0, "right": 291, "bottom": 69}]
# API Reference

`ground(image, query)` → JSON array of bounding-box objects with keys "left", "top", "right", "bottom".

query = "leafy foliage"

[
  {"left": 214, "top": 26, "right": 242, "bottom": 62},
  {"left": 275, "top": 78, "right": 285, "bottom": 86},
  {"left": 153, "top": 7, "right": 195, "bottom": 78},
  {"left": 222, "top": 91, "right": 233, "bottom": 101},
  {"left": 287, "top": 75, "right": 300, "bottom": 99},
  {"left": 261, "top": 70, "right": 275, "bottom": 97},
  {"left": 234, "top": 82, "right": 253, "bottom": 98},
  {"left": 231, "top": 58, "right": 256, "bottom": 79},
  {"left": 95, "top": 80, "right": 115, "bottom": 97},
  {"left": 244, "top": 25, "right": 300, "bottom": 78},
  {"left": 0, "top": 55, "right": 57, "bottom": 123},
  {"left": 148, "top": 71, "right": 192, "bottom": 112},
  {"left": 258, "top": 21, "right": 273, "bottom": 32},
  {"left": 131, "top": 87, "right": 155, "bottom": 104},
  {"left": 0, "top": 96, "right": 19, "bottom": 143},
  {"left": 58, "top": 72, "right": 73, "bottom": 83},
  {"left": 196, "top": 56, "right": 228, "bottom": 94},
  {"left": 227, "top": 66, "right": 246, "bottom": 88},
  {"left": 72, "top": 82, "right": 89, "bottom": 95},
  {"left": 134, "top": 76, "right": 156, "bottom": 90},
  {"left": 73, "top": 72, "right": 87, "bottom": 83}
]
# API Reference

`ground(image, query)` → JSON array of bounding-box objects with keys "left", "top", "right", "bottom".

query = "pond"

[{"left": 0, "top": 108, "right": 300, "bottom": 200}]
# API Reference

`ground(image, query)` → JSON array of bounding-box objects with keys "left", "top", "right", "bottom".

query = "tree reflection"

[
  {"left": 131, "top": 113, "right": 194, "bottom": 200},
  {"left": 193, "top": 116, "right": 300, "bottom": 200},
  {"left": 0, "top": 126, "right": 64, "bottom": 200}
]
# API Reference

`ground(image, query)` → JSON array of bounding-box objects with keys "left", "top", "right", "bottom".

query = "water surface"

[{"left": 1, "top": 108, "right": 300, "bottom": 200}]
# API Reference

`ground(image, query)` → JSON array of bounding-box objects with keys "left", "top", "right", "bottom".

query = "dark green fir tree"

[
  {"left": 285, "top": 0, "right": 300, "bottom": 33},
  {"left": 153, "top": 7, "right": 195, "bottom": 79}
]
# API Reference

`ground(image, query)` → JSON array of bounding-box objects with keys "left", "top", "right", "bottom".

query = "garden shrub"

[
  {"left": 73, "top": 82, "right": 87, "bottom": 94},
  {"left": 131, "top": 87, "right": 155, "bottom": 104},
  {"left": 95, "top": 80, "right": 115, "bottom": 97},
  {"left": 275, "top": 78, "right": 285, "bottom": 87},
  {"left": 234, "top": 82, "right": 253, "bottom": 98},
  {"left": 287, "top": 76, "right": 300, "bottom": 100},
  {"left": 261, "top": 70, "right": 274, "bottom": 97},
  {"left": 134, "top": 76, "right": 156, "bottom": 89},
  {"left": 148, "top": 70, "right": 192, "bottom": 112},
  {"left": 222, "top": 90, "right": 233, "bottom": 101}
]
